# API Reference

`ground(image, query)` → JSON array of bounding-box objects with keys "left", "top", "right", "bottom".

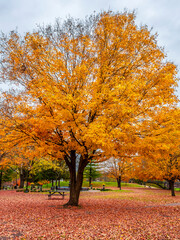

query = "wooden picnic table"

[
  {"left": 48, "top": 186, "right": 89, "bottom": 199},
  {"left": 48, "top": 189, "right": 69, "bottom": 199}
]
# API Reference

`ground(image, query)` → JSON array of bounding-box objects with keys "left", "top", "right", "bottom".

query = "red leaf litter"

[{"left": 0, "top": 189, "right": 179, "bottom": 239}]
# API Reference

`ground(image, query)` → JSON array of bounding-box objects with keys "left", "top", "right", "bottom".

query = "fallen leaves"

[{"left": 0, "top": 188, "right": 179, "bottom": 239}]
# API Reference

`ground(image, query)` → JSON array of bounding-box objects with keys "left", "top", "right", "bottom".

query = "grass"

[
  {"left": 41, "top": 181, "right": 145, "bottom": 189},
  {"left": 84, "top": 181, "right": 145, "bottom": 188},
  {"left": 21, "top": 181, "right": 180, "bottom": 193}
]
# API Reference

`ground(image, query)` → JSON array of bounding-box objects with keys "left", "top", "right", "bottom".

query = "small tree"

[
  {"left": 0, "top": 152, "right": 6, "bottom": 189},
  {"left": 31, "top": 158, "right": 69, "bottom": 186},
  {"left": 0, "top": 167, "right": 15, "bottom": 189},
  {"left": 103, "top": 158, "right": 132, "bottom": 190},
  {"left": 84, "top": 160, "right": 101, "bottom": 187}
]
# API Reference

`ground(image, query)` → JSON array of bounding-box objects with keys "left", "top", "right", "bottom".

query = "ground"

[{"left": 0, "top": 188, "right": 179, "bottom": 240}]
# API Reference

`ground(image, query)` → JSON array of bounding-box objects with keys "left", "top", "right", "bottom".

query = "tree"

[
  {"left": 103, "top": 158, "right": 132, "bottom": 189},
  {"left": 145, "top": 153, "right": 180, "bottom": 196},
  {"left": 135, "top": 153, "right": 180, "bottom": 196},
  {"left": 84, "top": 160, "right": 101, "bottom": 186},
  {"left": 4, "top": 147, "right": 35, "bottom": 189},
  {"left": 133, "top": 108, "right": 180, "bottom": 196},
  {"left": 0, "top": 152, "right": 6, "bottom": 189},
  {"left": 0, "top": 152, "right": 18, "bottom": 189},
  {"left": 0, "top": 11, "right": 178, "bottom": 205},
  {"left": 30, "top": 158, "right": 69, "bottom": 185},
  {"left": 161, "top": 154, "right": 180, "bottom": 196}
]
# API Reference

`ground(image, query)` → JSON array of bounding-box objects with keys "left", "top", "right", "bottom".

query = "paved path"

[{"left": 164, "top": 202, "right": 180, "bottom": 206}]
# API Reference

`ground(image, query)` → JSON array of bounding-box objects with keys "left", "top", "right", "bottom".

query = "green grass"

[
  {"left": 33, "top": 181, "right": 180, "bottom": 191},
  {"left": 82, "top": 181, "right": 116, "bottom": 188},
  {"left": 41, "top": 181, "right": 144, "bottom": 189},
  {"left": 83, "top": 181, "right": 144, "bottom": 188}
]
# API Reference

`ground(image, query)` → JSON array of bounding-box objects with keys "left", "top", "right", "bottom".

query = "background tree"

[
  {"left": 133, "top": 108, "right": 180, "bottom": 196},
  {"left": 0, "top": 11, "right": 178, "bottom": 205},
  {"left": 159, "top": 153, "right": 180, "bottom": 196},
  {"left": 103, "top": 158, "right": 132, "bottom": 189},
  {"left": 30, "top": 158, "right": 69, "bottom": 186},
  {"left": 84, "top": 160, "right": 101, "bottom": 187},
  {"left": 0, "top": 152, "right": 18, "bottom": 189},
  {"left": 0, "top": 152, "right": 6, "bottom": 189}
]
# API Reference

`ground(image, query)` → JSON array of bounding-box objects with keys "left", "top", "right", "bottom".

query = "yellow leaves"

[
  {"left": 0, "top": 11, "right": 179, "bottom": 176},
  {"left": 135, "top": 108, "right": 180, "bottom": 180}
]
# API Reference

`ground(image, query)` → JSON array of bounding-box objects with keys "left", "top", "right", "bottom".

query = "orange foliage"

[{"left": 0, "top": 11, "right": 179, "bottom": 204}]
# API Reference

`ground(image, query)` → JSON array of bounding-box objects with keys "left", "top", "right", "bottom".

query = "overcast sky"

[{"left": 0, "top": 0, "right": 180, "bottom": 97}]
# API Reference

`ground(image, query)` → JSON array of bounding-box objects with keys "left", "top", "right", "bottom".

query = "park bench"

[
  {"left": 48, "top": 186, "right": 89, "bottom": 199},
  {"left": 48, "top": 187, "right": 68, "bottom": 200}
]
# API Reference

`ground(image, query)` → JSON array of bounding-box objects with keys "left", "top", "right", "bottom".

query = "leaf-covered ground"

[{"left": 0, "top": 188, "right": 179, "bottom": 239}]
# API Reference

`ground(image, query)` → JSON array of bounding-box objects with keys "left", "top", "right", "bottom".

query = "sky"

[{"left": 0, "top": 0, "right": 180, "bottom": 97}]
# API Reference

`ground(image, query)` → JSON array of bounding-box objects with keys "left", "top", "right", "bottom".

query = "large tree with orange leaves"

[{"left": 0, "top": 11, "right": 178, "bottom": 205}]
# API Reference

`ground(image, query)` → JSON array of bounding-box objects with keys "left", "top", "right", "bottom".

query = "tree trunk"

[
  {"left": 117, "top": 176, "right": 121, "bottom": 190},
  {"left": 0, "top": 169, "right": 3, "bottom": 190},
  {"left": 89, "top": 162, "right": 92, "bottom": 187},
  {"left": 20, "top": 168, "right": 25, "bottom": 188},
  {"left": 89, "top": 176, "right": 92, "bottom": 187},
  {"left": 26, "top": 171, "right": 30, "bottom": 190},
  {"left": 64, "top": 151, "right": 88, "bottom": 206},
  {"left": 58, "top": 179, "right": 60, "bottom": 187},
  {"left": 168, "top": 179, "right": 175, "bottom": 196},
  {"left": 20, "top": 174, "right": 24, "bottom": 188},
  {"left": 66, "top": 170, "right": 84, "bottom": 206}
]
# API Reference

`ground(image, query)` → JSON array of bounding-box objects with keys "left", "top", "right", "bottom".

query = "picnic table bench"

[{"left": 48, "top": 186, "right": 89, "bottom": 199}]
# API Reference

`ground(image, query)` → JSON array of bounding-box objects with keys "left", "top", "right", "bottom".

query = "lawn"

[
  {"left": 43, "top": 181, "right": 145, "bottom": 189},
  {"left": 0, "top": 188, "right": 179, "bottom": 239}
]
